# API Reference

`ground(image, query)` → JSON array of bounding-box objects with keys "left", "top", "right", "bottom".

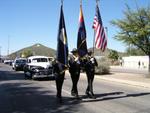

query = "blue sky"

[{"left": 0, "top": 0, "right": 149, "bottom": 55}]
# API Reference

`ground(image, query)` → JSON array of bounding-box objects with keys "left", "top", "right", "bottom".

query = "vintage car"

[{"left": 24, "top": 56, "right": 54, "bottom": 79}]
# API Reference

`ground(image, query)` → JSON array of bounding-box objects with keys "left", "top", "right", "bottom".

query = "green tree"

[
  {"left": 111, "top": 5, "right": 150, "bottom": 77},
  {"left": 21, "top": 50, "right": 33, "bottom": 58},
  {"left": 126, "top": 46, "right": 145, "bottom": 56},
  {"left": 108, "top": 50, "right": 119, "bottom": 61}
]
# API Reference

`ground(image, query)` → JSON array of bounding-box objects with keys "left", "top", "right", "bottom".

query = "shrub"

[{"left": 95, "top": 57, "right": 110, "bottom": 75}]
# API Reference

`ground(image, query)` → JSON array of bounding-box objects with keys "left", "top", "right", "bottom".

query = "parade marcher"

[
  {"left": 69, "top": 48, "right": 81, "bottom": 99},
  {"left": 138, "top": 61, "right": 141, "bottom": 68},
  {"left": 52, "top": 59, "right": 66, "bottom": 103},
  {"left": 85, "top": 50, "right": 98, "bottom": 99}
]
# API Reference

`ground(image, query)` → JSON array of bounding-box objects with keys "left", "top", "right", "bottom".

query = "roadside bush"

[{"left": 95, "top": 57, "right": 110, "bottom": 75}]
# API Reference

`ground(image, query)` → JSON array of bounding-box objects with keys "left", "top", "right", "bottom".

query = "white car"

[
  {"left": 4, "top": 59, "right": 13, "bottom": 65},
  {"left": 24, "top": 56, "right": 54, "bottom": 79}
]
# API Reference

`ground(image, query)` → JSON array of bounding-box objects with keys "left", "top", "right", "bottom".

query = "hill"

[{"left": 9, "top": 43, "right": 56, "bottom": 59}]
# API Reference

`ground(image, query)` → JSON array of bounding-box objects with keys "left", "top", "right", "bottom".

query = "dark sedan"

[{"left": 12, "top": 59, "right": 27, "bottom": 71}]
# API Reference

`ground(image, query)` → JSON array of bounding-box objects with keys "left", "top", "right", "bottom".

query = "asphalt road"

[{"left": 0, "top": 63, "right": 150, "bottom": 113}]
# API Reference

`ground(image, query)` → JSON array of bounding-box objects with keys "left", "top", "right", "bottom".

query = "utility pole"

[
  {"left": 7, "top": 35, "right": 10, "bottom": 57},
  {"left": 0, "top": 46, "right": 1, "bottom": 63}
]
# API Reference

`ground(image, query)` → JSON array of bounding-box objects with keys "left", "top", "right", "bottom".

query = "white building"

[{"left": 122, "top": 56, "right": 149, "bottom": 70}]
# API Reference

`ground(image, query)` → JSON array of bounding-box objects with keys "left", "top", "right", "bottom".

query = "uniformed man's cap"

[{"left": 71, "top": 48, "right": 78, "bottom": 53}]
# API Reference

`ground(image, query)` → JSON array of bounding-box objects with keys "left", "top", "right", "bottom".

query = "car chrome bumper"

[{"left": 33, "top": 74, "right": 54, "bottom": 78}]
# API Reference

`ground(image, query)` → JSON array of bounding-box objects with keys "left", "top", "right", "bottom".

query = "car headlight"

[
  {"left": 46, "top": 65, "right": 49, "bottom": 68},
  {"left": 35, "top": 69, "right": 39, "bottom": 73}
]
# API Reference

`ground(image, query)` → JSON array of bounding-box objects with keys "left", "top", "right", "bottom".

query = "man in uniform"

[
  {"left": 69, "top": 48, "right": 81, "bottom": 99},
  {"left": 85, "top": 50, "right": 98, "bottom": 99},
  {"left": 52, "top": 59, "right": 66, "bottom": 103}
]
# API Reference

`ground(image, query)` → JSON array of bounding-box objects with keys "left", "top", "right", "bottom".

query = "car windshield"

[
  {"left": 48, "top": 58, "right": 53, "bottom": 62},
  {"left": 32, "top": 58, "right": 48, "bottom": 63},
  {"left": 16, "top": 59, "right": 26, "bottom": 63}
]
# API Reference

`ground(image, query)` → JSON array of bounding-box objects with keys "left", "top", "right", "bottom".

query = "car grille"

[{"left": 35, "top": 69, "right": 53, "bottom": 75}]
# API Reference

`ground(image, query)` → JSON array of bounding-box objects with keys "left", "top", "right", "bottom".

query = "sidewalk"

[
  {"left": 94, "top": 72, "right": 150, "bottom": 88},
  {"left": 110, "top": 65, "right": 148, "bottom": 71}
]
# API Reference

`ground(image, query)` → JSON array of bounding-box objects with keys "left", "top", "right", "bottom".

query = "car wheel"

[
  {"left": 31, "top": 74, "right": 36, "bottom": 80},
  {"left": 24, "top": 72, "right": 28, "bottom": 79},
  {"left": 24, "top": 71, "right": 31, "bottom": 79},
  {"left": 14, "top": 68, "right": 17, "bottom": 71}
]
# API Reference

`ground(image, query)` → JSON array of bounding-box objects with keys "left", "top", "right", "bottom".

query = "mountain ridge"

[{"left": 9, "top": 43, "right": 56, "bottom": 59}]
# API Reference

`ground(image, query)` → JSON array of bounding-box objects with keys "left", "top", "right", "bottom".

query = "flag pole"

[
  {"left": 96, "top": 0, "right": 100, "bottom": 5},
  {"left": 80, "top": 0, "right": 82, "bottom": 5},
  {"left": 61, "top": 0, "right": 63, "bottom": 6}
]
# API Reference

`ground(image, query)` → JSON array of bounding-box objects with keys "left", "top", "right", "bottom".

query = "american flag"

[{"left": 93, "top": 4, "right": 107, "bottom": 52}]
